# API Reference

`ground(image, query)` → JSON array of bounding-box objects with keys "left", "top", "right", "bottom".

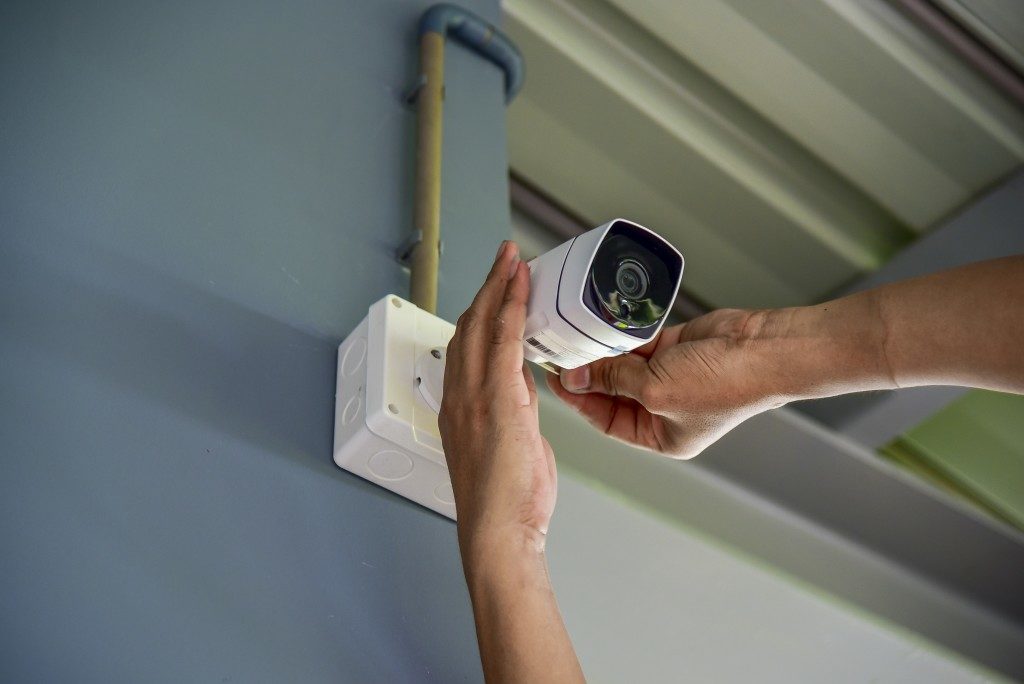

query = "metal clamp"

[
  {"left": 395, "top": 229, "right": 443, "bottom": 267},
  {"left": 403, "top": 74, "right": 428, "bottom": 106}
]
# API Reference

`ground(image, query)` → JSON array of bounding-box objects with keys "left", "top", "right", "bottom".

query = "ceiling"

[
  {"left": 934, "top": 0, "right": 1024, "bottom": 73},
  {"left": 500, "top": 4, "right": 1024, "bottom": 671},
  {"left": 503, "top": 0, "right": 1024, "bottom": 309}
]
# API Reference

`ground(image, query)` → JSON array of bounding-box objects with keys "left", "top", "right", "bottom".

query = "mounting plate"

[{"left": 333, "top": 294, "right": 457, "bottom": 519}]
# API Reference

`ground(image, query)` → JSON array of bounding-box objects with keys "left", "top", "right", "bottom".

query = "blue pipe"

[{"left": 418, "top": 3, "right": 524, "bottom": 103}]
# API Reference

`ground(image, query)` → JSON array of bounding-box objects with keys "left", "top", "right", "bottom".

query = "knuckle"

[
  {"left": 717, "top": 308, "right": 755, "bottom": 341},
  {"left": 604, "top": 362, "right": 622, "bottom": 394},
  {"left": 605, "top": 361, "right": 636, "bottom": 400},
  {"left": 458, "top": 312, "right": 479, "bottom": 337},
  {"left": 445, "top": 333, "right": 461, "bottom": 355},
  {"left": 638, "top": 381, "right": 664, "bottom": 409},
  {"left": 488, "top": 314, "right": 510, "bottom": 346}
]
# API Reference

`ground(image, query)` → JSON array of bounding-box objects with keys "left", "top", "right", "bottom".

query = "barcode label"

[
  {"left": 527, "top": 336, "right": 561, "bottom": 360},
  {"left": 525, "top": 329, "right": 602, "bottom": 369}
]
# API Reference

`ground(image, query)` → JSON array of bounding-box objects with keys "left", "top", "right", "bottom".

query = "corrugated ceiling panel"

[
  {"left": 603, "top": 0, "right": 1024, "bottom": 229},
  {"left": 505, "top": 0, "right": 912, "bottom": 308},
  {"left": 505, "top": 0, "right": 1024, "bottom": 308},
  {"left": 934, "top": 0, "right": 1024, "bottom": 73}
]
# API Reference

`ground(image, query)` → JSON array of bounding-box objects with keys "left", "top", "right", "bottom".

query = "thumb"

[{"left": 559, "top": 352, "right": 652, "bottom": 401}]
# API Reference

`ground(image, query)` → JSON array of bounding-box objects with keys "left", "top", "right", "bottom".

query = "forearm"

[
  {"left": 753, "top": 256, "right": 1024, "bottom": 401},
  {"left": 461, "top": 532, "right": 584, "bottom": 684},
  {"left": 877, "top": 256, "right": 1024, "bottom": 391}
]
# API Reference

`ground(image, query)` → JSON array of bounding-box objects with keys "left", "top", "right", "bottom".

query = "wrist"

[
  {"left": 749, "top": 294, "right": 897, "bottom": 403},
  {"left": 459, "top": 524, "right": 550, "bottom": 596}
]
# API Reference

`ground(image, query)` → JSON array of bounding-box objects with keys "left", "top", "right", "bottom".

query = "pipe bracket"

[
  {"left": 396, "top": 229, "right": 443, "bottom": 267},
  {"left": 403, "top": 74, "right": 428, "bottom": 105}
]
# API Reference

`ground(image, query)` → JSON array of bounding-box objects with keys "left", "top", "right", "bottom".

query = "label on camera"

[{"left": 526, "top": 330, "right": 602, "bottom": 368}]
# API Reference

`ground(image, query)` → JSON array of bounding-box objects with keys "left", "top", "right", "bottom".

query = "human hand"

[
  {"left": 441, "top": 242, "right": 583, "bottom": 683},
  {"left": 439, "top": 240, "right": 557, "bottom": 559},
  {"left": 546, "top": 307, "right": 785, "bottom": 459},
  {"left": 547, "top": 255, "right": 1024, "bottom": 461}
]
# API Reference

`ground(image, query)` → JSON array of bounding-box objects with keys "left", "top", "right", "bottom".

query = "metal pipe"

[
  {"left": 409, "top": 32, "right": 446, "bottom": 313},
  {"left": 407, "top": 4, "right": 524, "bottom": 313}
]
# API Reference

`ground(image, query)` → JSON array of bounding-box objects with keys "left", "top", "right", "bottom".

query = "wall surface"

[
  {"left": 1, "top": 1, "right": 1018, "bottom": 682},
  {"left": 0, "top": 0, "right": 506, "bottom": 681}
]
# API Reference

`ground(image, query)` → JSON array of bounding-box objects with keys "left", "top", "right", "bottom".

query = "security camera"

[{"left": 524, "top": 218, "right": 684, "bottom": 370}]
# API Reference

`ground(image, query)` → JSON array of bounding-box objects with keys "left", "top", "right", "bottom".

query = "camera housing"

[{"left": 523, "top": 218, "right": 684, "bottom": 370}]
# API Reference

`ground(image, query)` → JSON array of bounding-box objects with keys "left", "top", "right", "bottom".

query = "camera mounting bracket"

[{"left": 333, "top": 294, "right": 457, "bottom": 519}]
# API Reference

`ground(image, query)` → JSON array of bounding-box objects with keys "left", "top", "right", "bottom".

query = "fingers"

[
  {"left": 449, "top": 241, "right": 521, "bottom": 381},
  {"left": 523, "top": 361, "right": 538, "bottom": 395},
  {"left": 674, "top": 308, "right": 749, "bottom": 344},
  {"left": 558, "top": 353, "right": 655, "bottom": 403},
  {"left": 523, "top": 362, "right": 540, "bottom": 419},
  {"left": 446, "top": 241, "right": 535, "bottom": 414},
  {"left": 545, "top": 372, "right": 653, "bottom": 448},
  {"left": 461, "top": 241, "right": 520, "bottom": 342},
  {"left": 490, "top": 260, "right": 529, "bottom": 376},
  {"left": 546, "top": 370, "right": 612, "bottom": 423},
  {"left": 632, "top": 330, "right": 667, "bottom": 359}
]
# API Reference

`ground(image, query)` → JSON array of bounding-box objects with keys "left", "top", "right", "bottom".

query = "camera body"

[{"left": 523, "top": 218, "right": 684, "bottom": 370}]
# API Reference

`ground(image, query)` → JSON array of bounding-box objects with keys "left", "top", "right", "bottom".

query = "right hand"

[{"left": 546, "top": 308, "right": 785, "bottom": 459}]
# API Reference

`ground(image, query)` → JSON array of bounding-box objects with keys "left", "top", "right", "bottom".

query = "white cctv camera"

[{"left": 523, "top": 218, "right": 685, "bottom": 370}]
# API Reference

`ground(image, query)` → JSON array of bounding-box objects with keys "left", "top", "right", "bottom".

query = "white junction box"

[{"left": 333, "top": 294, "right": 457, "bottom": 519}]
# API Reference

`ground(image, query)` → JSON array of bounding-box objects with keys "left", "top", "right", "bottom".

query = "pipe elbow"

[
  {"left": 418, "top": 3, "right": 524, "bottom": 103},
  {"left": 418, "top": 3, "right": 465, "bottom": 36}
]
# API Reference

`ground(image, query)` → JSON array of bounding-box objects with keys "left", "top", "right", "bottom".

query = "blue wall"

[{"left": 0, "top": 0, "right": 507, "bottom": 680}]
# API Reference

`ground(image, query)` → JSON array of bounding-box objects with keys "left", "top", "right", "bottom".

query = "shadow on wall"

[{"left": 5, "top": 236, "right": 345, "bottom": 479}]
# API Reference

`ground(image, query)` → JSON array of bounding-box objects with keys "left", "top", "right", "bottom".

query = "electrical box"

[{"left": 333, "top": 294, "right": 457, "bottom": 519}]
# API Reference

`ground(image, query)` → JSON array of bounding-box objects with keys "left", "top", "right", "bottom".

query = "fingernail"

[
  {"left": 507, "top": 252, "right": 520, "bottom": 279},
  {"left": 560, "top": 366, "right": 590, "bottom": 393},
  {"left": 495, "top": 240, "right": 508, "bottom": 260}
]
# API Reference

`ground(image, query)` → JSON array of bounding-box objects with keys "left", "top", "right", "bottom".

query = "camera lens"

[
  {"left": 587, "top": 233, "right": 672, "bottom": 331},
  {"left": 583, "top": 221, "right": 683, "bottom": 338},
  {"left": 615, "top": 259, "right": 649, "bottom": 300}
]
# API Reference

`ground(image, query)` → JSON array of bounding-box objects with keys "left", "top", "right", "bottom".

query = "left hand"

[{"left": 439, "top": 240, "right": 557, "bottom": 559}]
